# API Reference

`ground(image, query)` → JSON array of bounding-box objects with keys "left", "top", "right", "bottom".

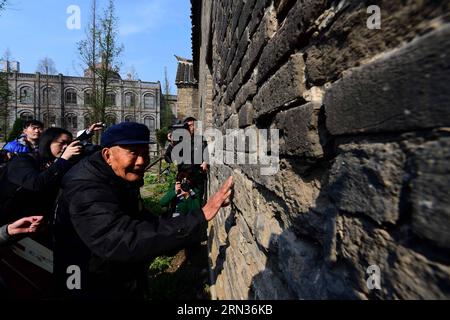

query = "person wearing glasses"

[{"left": 0, "top": 128, "right": 82, "bottom": 226}]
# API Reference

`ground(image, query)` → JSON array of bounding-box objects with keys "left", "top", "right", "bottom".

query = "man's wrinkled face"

[
  {"left": 23, "top": 125, "right": 43, "bottom": 142},
  {"left": 102, "top": 144, "right": 150, "bottom": 182}
]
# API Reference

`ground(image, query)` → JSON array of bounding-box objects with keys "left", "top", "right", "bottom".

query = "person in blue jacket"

[{"left": 2, "top": 120, "right": 44, "bottom": 158}]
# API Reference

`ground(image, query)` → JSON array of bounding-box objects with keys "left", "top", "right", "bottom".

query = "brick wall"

[{"left": 194, "top": 0, "right": 450, "bottom": 299}]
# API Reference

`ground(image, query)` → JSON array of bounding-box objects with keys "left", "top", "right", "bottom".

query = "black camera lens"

[{"left": 180, "top": 178, "right": 191, "bottom": 192}]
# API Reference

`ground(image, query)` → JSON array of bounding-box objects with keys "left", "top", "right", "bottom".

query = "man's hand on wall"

[{"left": 202, "top": 176, "right": 233, "bottom": 221}]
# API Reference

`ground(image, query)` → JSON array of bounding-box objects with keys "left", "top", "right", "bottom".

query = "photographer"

[
  {"left": 160, "top": 171, "right": 202, "bottom": 218},
  {"left": 0, "top": 127, "right": 82, "bottom": 226},
  {"left": 165, "top": 117, "right": 209, "bottom": 202},
  {"left": 2, "top": 120, "right": 43, "bottom": 159}
]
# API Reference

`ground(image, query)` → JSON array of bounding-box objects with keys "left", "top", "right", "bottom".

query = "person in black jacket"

[
  {"left": 165, "top": 117, "right": 209, "bottom": 202},
  {"left": 0, "top": 127, "right": 82, "bottom": 226},
  {"left": 53, "top": 122, "right": 232, "bottom": 299}
]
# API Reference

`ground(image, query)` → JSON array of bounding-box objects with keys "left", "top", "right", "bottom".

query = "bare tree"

[
  {"left": 36, "top": 57, "right": 58, "bottom": 75},
  {"left": 0, "top": 0, "right": 8, "bottom": 13},
  {"left": 78, "top": 0, "right": 101, "bottom": 124},
  {"left": 78, "top": 0, "right": 123, "bottom": 125},
  {"left": 161, "top": 66, "right": 174, "bottom": 128},
  {"left": 125, "top": 65, "right": 139, "bottom": 81},
  {"left": 36, "top": 57, "right": 57, "bottom": 126},
  {"left": 2, "top": 48, "right": 12, "bottom": 68},
  {"left": 97, "top": 0, "right": 123, "bottom": 123}
]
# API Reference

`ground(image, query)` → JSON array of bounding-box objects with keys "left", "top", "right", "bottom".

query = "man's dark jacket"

[{"left": 53, "top": 151, "right": 207, "bottom": 299}]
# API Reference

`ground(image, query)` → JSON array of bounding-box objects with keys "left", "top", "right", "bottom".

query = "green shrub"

[
  {"left": 144, "top": 173, "right": 158, "bottom": 185},
  {"left": 149, "top": 256, "right": 173, "bottom": 274},
  {"left": 7, "top": 118, "right": 23, "bottom": 142}
]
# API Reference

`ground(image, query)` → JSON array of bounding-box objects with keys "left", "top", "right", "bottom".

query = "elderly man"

[{"left": 53, "top": 122, "right": 232, "bottom": 299}]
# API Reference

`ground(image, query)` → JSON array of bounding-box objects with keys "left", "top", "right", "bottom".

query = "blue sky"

[{"left": 0, "top": 0, "right": 193, "bottom": 94}]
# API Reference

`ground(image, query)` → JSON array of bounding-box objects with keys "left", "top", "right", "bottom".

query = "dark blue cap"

[{"left": 101, "top": 122, "right": 152, "bottom": 147}]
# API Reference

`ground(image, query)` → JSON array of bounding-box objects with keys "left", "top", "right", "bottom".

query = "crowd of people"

[{"left": 0, "top": 117, "right": 233, "bottom": 299}]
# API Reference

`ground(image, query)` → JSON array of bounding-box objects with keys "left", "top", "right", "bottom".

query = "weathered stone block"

[
  {"left": 227, "top": 28, "right": 249, "bottom": 83},
  {"left": 234, "top": 160, "right": 323, "bottom": 237},
  {"left": 411, "top": 137, "right": 450, "bottom": 249},
  {"left": 274, "top": 102, "right": 323, "bottom": 158},
  {"left": 336, "top": 215, "right": 450, "bottom": 299},
  {"left": 247, "top": 0, "right": 272, "bottom": 37},
  {"left": 253, "top": 53, "right": 306, "bottom": 117},
  {"left": 254, "top": 208, "right": 283, "bottom": 253},
  {"left": 236, "top": 0, "right": 257, "bottom": 41},
  {"left": 230, "top": 0, "right": 244, "bottom": 35},
  {"left": 274, "top": 0, "right": 296, "bottom": 15},
  {"left": 234, "top": 75, "right": 257, "bottom": 110},
  {"left": 241, "top": 9, "right": 277, "bottom": 80},
  {"left": 224, "top": 69, "right": 243, "bottom": 105},
  {"left": 324, "top": 25, "right": 450, "bottom": 135},
  {"left": 305, "top": 1, "right": 450, "bottom": 85},
  {"left": 238, "top": 102, "right": 254, "bottom": 128},
  {"left": 223, "top": 44, "right": 237, "bottom": 81},
  {"left": 255, "top": 0, "right": 328, "bottom": 85},
  {"left": 223, "top": 114, "right": 237, "bottom": 130},
  {"left": 277, "top": 231, "right": 325, "bottom": 299},
  {"left": 328, "top": 143, "right": 405, "bottom": 225}
]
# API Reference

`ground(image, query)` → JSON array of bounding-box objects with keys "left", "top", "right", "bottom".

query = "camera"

[
  {"left": 180, "top": 178, "right": 191, "bottom": 193},
  {"left": 62, "top": 138, "right": 101, "bottom": 163},
  {"left": 78, "top": 140, "right": 101, "bottom": 155}
]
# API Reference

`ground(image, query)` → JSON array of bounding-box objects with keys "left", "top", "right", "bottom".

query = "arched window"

[
  {"left": 106, "top": 93, "right": 116, "bottom": 106},
  {"left": 124, "top": 115, "right": 134, "bottom": 122},
  {"left": 143, "top": 93, "right": 155, "bottom": 109},
  {"left": 105, "top": 114, "right": 117, "bottom": 128},
  {"left": 20, "top": 86, "right": 33, "bottom": 104},
  {"left": 125, "top": 92, "right": 136, "bottom": 108},
  {"left": 42, "top": 87, "right": 55, "bottom": 105},
  {"left": 65, "top": 113, "right": 78, "bottom": 131},
  {"left": 144, "top": 116, "right": 155, "bottom": 131},
  {"left": 20, "top": 112, "right": 34, "bottom": 121},
  {"left": 84, "top": 114, "right": 91, "bottom": 129},
  {"left": 43, "top": 113, "right": 57, "bottom": 127},
  {"left": 65, "top": 89, "right": 77, "bottom": 104},
  {"left": 84, "top": 91, "right": 93, "bottom": 106}
]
